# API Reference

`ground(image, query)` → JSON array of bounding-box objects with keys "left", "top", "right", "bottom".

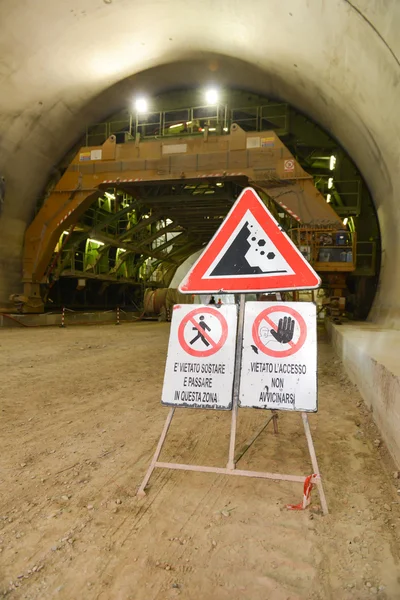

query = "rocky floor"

[{"left": 0, "top": 323, "right": 399, "bottom": 599}]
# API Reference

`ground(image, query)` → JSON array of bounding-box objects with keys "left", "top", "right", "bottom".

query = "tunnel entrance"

[{"left": 18, "top": 89, "right": 380, "bottom": 319}]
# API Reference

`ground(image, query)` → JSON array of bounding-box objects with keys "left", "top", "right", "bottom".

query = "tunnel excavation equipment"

[
  {"left": 143, "top": 288, "right": 194, "bottom": 321},
  {"left": 18, "top": 124, "right": 353, "bottom": 313}
]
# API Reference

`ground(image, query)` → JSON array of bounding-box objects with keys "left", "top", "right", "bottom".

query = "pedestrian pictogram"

[
  {"left": 178, "top": 187, "right": 321, "bottom": 294},
  {"left": 251, "top": 305, "right": 307, "bottom": 358},
  {"left": 162, "top": 304, "right": 237, "bottom": 410},
  {"left": 240, "top": 302, "right": 317, "bottom": 412},
  {"left": 178, "top": 306, "right": 229, "bottom": 358},
  {"left": 190, "top": 315, "right": 210, "bottom": 346}
]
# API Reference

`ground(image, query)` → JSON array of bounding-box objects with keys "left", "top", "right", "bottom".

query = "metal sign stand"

[{"left": 137, "top": 295, "right": 329, "bottom": 515}]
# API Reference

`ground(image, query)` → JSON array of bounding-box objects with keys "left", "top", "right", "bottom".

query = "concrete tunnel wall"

[{"left": 1, "top": 0, "right": 400, "bottom": 327}]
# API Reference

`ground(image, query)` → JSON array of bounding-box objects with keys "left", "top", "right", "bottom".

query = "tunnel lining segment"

[{"left": 327, "top": 320, "right": 400, "bottom": 469}]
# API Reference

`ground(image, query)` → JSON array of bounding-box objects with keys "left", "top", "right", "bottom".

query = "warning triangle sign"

[{"left": 179, "top": 187, "right": 321, "bottom": 294}]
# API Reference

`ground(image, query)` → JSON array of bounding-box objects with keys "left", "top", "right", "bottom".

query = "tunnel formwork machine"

[{"left": 13, "top": 124, "right": 353, "bottom": 313}]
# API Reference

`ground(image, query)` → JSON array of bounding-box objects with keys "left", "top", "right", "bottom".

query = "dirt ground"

[{"left": 0, "top": 322, "right": 399, "bottom": 600}]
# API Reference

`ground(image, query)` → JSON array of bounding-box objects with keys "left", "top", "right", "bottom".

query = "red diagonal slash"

[
  {"left": 189, "top": 317, "right": 217, "bottom": 348},
  {"left": 262, "top": 315, "right": 295, "bottom": 348}
]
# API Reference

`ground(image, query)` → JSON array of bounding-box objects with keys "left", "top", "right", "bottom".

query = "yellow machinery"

[{"left": 16, "top": 124, "right": 352, "bottom": 312}]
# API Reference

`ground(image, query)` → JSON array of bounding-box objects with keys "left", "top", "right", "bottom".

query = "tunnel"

[{"left": 1, "top": 1, "right": 400, "bottom": 597}]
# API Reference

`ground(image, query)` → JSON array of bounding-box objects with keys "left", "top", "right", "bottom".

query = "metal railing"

[
  {"left": 230, "top": 104, "right": 289, "bottom": 133},
  {"left": 289, "top": 228, "right": 357, "bottom": 269},
  {"left": 86, "top": 120, "right": 132, "bottom": 146},
  {"left": 135, "top": 104, "right": 228, "bottom": 138},
  {"left": 84, "top": 103, "right": 288, "bottom": 146},
  {"left": 354, "top": 240, "right": 377, "bottom": 276},
  {"left": 331, "top": 180, "right": 362, "bottom": 215}
]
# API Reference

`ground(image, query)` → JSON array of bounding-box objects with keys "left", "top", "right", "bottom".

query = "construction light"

[
  {"left": 326, "top": 194, "right": 331, "bottom": 203},
  {"left": 118, "top": 248, "right": 126, "bottom": 253},
  {"left": 88, "top": 238, "right": 105, "bottom": 246},
  {"left": 169, "top": 123, "right": 183, "bottom": 129},
  {"left": 223, "top": 127, "right": 228, "bottom": 132},
  {"left": 135, "top": 97, "right": 148, "bottom": 113},
  {"left": 208, "top": 127, "right": 216, "bottom": 132},
  {"left": 329, "top": 155, "right": 336, "bottom": 170},
  {"left": 343, "top": 217, "right": 348, "bottom": 226},
  {"left": 63, "top": 231, "right": 69, "bottom": 236},
  {"left": 328, "top": 177, "right": 333, "bottom": 189},
  {"left": 104, "top": 192, "right": 115, "bottom": 200},
  {"left": 205, "top": 89, "right": 218, "bottom": 105}
]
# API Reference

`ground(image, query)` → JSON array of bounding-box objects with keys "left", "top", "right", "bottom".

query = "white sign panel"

[
  {"left": 162, "top": 304, "right": 237, "bottom": 410},
  {"left": 239, "top": 302, "right": 317, "bottom": 412},
  {"left": 162, "top": 143, "right": 188, "bottom": 155},
  {"left": 90, "top": 149, "right": 102, "bottom": 160},
  {"left": 246, "top": 136, "right": 260, "bottom": 149}
]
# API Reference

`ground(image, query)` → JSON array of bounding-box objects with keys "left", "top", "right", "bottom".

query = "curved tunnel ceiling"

[{"left": 0, "top": 0, "right": 399, "bottom": 324}]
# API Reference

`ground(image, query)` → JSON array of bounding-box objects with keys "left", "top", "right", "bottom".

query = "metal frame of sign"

[
  {"left": 137, "top": 296, "right": 328, "bottom": 516},
  {"left": 137, "top": 179, "right": 327, "bottom": 514}
]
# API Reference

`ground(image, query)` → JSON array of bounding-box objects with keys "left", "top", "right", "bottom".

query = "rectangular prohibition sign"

[
  {"left": 239, "top": 302, "right": 317, "bottom": 412},
  {"left": 161, "top": 304, "right": 238, "bottom": 410}
]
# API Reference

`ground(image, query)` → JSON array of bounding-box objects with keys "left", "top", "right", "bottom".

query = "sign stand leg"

[
  {"left": 136, "top": 296, "right": 328, "bottom": 515},
  {"left": 137, "top": 408, "right": 175, "bottom": 497},
  {"left": 227, "top": 294, "right": 246, "bottom": 470},
  {"left": 272, "top": 410, "right": 279, "bottom": 434},
  {"left": 235, "top": 411, "right": 277, "bottom": 464},
  {"left": 301, "top": 412, "right": 329, "bottom": 515}
]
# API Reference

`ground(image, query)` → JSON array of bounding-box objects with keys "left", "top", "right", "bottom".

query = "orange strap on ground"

[{"left": 286, "top": 474, "right": 320, "bottom": 510}]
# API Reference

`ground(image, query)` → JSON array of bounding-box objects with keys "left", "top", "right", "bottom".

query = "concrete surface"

[
  {"left": 327, "top": 320, "right": 400, "bottom": 469},
  {"left": 0, "top": 1, "right": 400, "bottom": 328}
]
